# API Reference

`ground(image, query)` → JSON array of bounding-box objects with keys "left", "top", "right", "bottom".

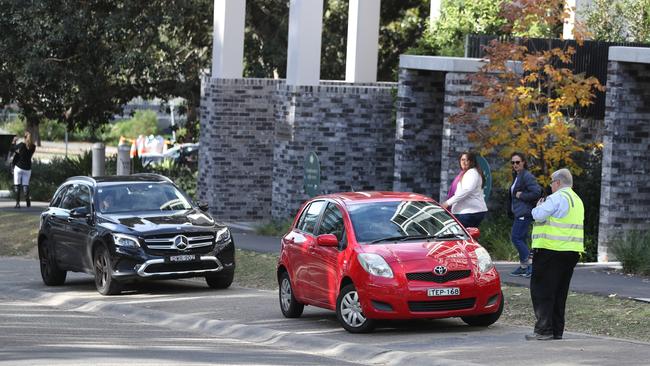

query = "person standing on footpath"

[
  {"left": 441, "top": 151, "right": 488, "bottom": 228},
  {"left": 10, "top": 131, "right": 36, "bottom": 208},
  {"left": 526, "top": 168, "right": 584, "bottom": 341},
  {"left": 508, "top": 152, "right": 542, "bottom": 277}
]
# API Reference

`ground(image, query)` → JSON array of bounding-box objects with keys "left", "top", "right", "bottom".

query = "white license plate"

[
  {"left": 169, "top": 254, "right": 196, "bottom": 262},
  {"left": 427, "top": 287, "right": 460, "bottom": 297}
]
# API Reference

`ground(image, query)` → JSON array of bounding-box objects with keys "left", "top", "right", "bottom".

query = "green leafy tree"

[{"left": 583, "top": 0, "right": 650, "bottom": 42}]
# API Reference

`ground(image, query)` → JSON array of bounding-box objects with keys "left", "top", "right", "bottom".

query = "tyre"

[
  {"left": 93, "top": 245, "right": 122, "bottom": 296},
  {"left": 461, "top": 292, "right": 504, "bottom": 327},
  {"left": 205, "top": 271, "right": 234, "bottom": 289},
  {"left": 38, "top": 239, "right": 66, "bottom": 286},
  {"left": 279, "top": 272, "right": 304, "bottom": 318},
  {"left": 336, "top": 283, "right": 375, "bottom": 333}
]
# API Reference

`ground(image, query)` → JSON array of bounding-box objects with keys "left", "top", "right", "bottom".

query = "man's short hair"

[{"left": 552, "top": 168, "right": 573, "bottom": 187}]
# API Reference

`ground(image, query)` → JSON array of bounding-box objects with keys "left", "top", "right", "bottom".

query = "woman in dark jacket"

[
  {"left": 508, "top": 152, "right": 542, "bottom": 277},
  {"left": 10, "top": 131, "right": 36, "bottom": 208}
]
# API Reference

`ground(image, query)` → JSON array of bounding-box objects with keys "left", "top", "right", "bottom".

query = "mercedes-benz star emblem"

[
  {"left": 173, "top": 235, "right": 189, "bottom": 251},
  {"left": 433, "top": 265, "right": 447, "bottom": 276}
]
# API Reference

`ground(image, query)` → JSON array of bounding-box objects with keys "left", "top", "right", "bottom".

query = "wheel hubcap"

[
  {"left": 340, "top": 290, "right": 366, "bottom": 327},
  {"left": 280, "top": 278, "right": 292, "bottom": 311}
]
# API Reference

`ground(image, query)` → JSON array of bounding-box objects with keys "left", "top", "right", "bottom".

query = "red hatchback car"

[{"left": 277, "top": 192, "right": 502, "bottom": 333}]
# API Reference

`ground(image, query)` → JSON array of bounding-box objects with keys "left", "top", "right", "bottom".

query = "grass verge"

[
  {"left": 2, "top": 209, "right": 648, "bottom": 342},
  {"left": 0, "top": 211, "right": 40, "bottom": 256}
]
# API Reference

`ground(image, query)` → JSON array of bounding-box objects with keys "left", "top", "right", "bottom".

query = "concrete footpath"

[{"left": 1, "top": 197, "right": 648, "bottom": 302}]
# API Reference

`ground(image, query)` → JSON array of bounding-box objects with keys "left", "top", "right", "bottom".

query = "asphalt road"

[{"left": 1, "top": 256, "right": 649, "bottom": 366}]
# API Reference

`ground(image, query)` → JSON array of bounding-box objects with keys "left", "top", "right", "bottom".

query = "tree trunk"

[{"left": 26, "top": 116, "right": 41, "bottom": 147}]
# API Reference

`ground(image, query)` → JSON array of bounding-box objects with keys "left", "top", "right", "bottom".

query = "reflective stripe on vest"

[{"left": 531, "top": 188, "right": 584, "bottom": 252}]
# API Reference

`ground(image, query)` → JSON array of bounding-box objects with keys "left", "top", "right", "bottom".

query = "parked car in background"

[
  {"left": 37, "top": 173, "right": 234, "bottom": 295},
  {"left": 142, "top": 143, "right": 199, "bottom": 168},
  {"left": 277, "top": 192, "right": 502, "bottom": 333}
]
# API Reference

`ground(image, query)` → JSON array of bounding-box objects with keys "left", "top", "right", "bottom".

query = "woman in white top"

[{"left": 441, "top": 152, "right": 488, "bottom": 228}]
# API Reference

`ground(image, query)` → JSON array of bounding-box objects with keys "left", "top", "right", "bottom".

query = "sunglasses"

[{"left": 511, "top": 160, "right": 522, "bottom": 165}]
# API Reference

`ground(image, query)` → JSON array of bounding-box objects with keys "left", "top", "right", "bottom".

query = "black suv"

[{"left": 37, "top": 174, "right": 235, "bottom": 295}]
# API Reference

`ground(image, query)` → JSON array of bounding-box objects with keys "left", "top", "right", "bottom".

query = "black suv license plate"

[{"left": 168, "top": 254, "right": 198, "bottom": 262}]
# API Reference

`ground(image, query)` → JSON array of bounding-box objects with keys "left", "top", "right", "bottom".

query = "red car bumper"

[{"left": 355, "top": 268, "right": 502, "bottom": 320}]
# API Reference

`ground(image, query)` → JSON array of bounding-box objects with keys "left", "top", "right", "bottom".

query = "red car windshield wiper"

[{"left": 368, "top": 234, "right": 436, "bottom": 244}]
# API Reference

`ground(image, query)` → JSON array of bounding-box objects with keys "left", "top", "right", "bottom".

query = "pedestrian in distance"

[
  {"left": 441, "top": 151, "right": 488, "bottom": 228},
  {"left": 10, "top": 131, "right": 36, "bottom": 209},
  {"left": 508, "top": 152, "right": 542, "bottom": 278},
  {"left": 526, "top": 168, "right": 584, "bottom": 341}
]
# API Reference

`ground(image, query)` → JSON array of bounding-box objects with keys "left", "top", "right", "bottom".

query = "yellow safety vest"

[{"left": 531, "top": 188, "right": 584, "bottom": 252}]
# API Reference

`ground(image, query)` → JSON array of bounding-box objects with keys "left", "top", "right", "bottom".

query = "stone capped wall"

[
  {"left": 393, "top": 69, "right": 445, "bottom": 199},
  {"left": 199, "top": 77, "right": 283, "bottom": 220},
  {"left": 599, "top": 61, "right": 650, "bottom": 260},
  {"left": 272, "top": 82, "right": 396, "bottom": 219}
]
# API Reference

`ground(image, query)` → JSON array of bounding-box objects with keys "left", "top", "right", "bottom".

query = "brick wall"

[
  {"left": 599, "top": 61, "right": 650, "bottom": 260},
  {"left": 393, "top": 69, "right": 445, "bottom": 199},
  {"left": 199, "top": 77, "right": 283, "bottom": 220},
  {"left": 272, "top": 83, "right": 396, "bottom": 219}
]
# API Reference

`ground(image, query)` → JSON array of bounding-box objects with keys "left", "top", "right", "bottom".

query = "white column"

[
  {"left": 345, "top": 0, "right": 380, "bottom": 83},
  {"left": 286, "top": 0, "right": 324, "bottom": 86},
  {"left": 211, "top": 0, "right": 246, "bottom": 78},
  {"left": 563, "top": 0, "right": 591, "bottom": 40},
  {"left": 430, "top": 0, "right": 442, "bottom": 24}
]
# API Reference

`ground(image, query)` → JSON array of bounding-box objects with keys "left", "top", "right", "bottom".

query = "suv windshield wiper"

[{"left": 369, "top": 234, "right": 436, "bottom": 244}]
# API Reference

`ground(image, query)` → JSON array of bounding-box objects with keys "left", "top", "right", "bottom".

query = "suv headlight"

[
  {"left": 474, "top": 247, "right": 494, "bottom": 273},
  {"left": 215, "top": 227, "right": 231, "bottom": 250},
  {"left": 357, "top": 253, "right": 394, "bottom": 278},
  {"left": 112, "top": 233, "right": 140, "bottom": 248}
]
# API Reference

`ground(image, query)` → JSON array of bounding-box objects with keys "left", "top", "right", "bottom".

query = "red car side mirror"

[
  {"left": 317, "top": 234, "right": 339, "bottom": 247},
  {"left": 465, "top": 227, "right": 480, "bottom": 240}
]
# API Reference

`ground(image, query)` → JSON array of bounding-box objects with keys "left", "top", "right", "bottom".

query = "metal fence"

[{"left": 465, "top": 35, "right": 650, "bottom": 119}]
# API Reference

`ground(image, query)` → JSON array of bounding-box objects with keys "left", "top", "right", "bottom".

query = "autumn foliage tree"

[{"left": 455, "top": 0, "right": 605, "bottom": 186}]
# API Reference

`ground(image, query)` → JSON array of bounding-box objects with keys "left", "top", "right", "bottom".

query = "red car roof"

[{"left": 315, "top": 191, "right": 435, "bottom": 204}]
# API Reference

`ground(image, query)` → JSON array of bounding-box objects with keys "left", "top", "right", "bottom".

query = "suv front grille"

[
  {"left": 143, "top": 232, "right": 215, "bottom": 254},
  {"left": 406, "top": 270, "right": 471, "bottom": 283}
]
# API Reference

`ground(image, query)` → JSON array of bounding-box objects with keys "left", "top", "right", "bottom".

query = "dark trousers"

[
  {"left": 530, "top": 248, "right": 579, "bottom": 338},
  {"left": 455, "top": 211, "right": 486, "bottom": 228}
]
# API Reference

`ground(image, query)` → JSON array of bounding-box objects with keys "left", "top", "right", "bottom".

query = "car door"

[
  {"left": 56, "top": 183, "right": 87, "bottom": 270},
  {"left": 310, "top": 202, "right": 346, "bottom": 307},
  {"left": 66, "top": 184, "right": 94, "bottom": 272},
  {"left": 282, "top": 200, "right": 326, "bottom": 302},
  {"left": 43, "top": 185, "right": 70, "bottom": 268}
]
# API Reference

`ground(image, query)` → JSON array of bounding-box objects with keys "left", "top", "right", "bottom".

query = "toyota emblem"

[
  {"left": 433, "top": 265, "right": 447, "bottom": 276},
  {"left": 173, "top": 235, "right": 189, "bottom": 250}
]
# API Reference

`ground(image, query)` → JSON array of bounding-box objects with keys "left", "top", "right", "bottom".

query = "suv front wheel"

[
  {"left": 93, "top": 245, "right": 123, "bottom": 295},
  {"left": 205, "top": 271, "right": 234, "bottom": 289}
]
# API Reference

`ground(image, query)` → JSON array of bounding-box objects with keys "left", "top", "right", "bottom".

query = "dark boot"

[
  {"left": 13, "top": 185, "right": 20, "bottom": 208},
  {"left": 24, "top": 185, "right": 30, "bottom": 208}
]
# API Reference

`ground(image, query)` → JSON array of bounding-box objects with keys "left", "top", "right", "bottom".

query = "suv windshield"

[
  {"left": 97, "top": 182, "right": 193, "bottom": 213},
  {"left": 348, "top": 201, "right": 466, "bottom": 244}
]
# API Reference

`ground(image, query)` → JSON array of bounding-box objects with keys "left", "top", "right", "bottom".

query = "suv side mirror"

[
  {"left": 70, "top": 206, "right": 90, "bottom": 218},
  {"left": 197, "top": 201, "right": 209, "bottom": 211},
  {"left": 317, "top": 234, "right": 339, "bottom": 247},
  {"left": 465, "top": 227, "right": 480, "bottom": 240}
]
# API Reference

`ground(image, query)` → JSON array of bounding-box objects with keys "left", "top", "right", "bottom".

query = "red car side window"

[{"left": 297, "top": 201, "right": 326, "bottom": 234}]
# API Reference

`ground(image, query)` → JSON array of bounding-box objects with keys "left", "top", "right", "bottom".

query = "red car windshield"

[{"left": 347, "top": 201, "right": 466, "bottom": 244}]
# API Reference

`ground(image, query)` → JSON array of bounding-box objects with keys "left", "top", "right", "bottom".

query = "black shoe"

[
  {"left": 554, "top": 335, "right": 563, "bottom": 340},
  {"left": 525, "top": 333, "right": 553, "bottom": 341},
  {"left": 14, "top": 203, "right": 20, "bottom": 209}
]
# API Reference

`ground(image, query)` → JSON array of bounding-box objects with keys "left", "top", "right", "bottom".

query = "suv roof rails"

[
  {"left": 131, "top": 173, "right": 174, "bottom": 183},
  {"left": 65, "top": 176, "right": 96, "bottom": 184}
]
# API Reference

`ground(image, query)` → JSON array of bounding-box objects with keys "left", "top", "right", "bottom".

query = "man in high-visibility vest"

[{"left": 526, "top": 168, "right": 584, "bottom": 341}]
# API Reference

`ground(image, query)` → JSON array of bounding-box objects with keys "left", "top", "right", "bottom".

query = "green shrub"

[
  {"left": 611, "top": 231, "right": 650, "bottom": 276},
  {"left": 256, "top": 218, "right": 294, "bottom": 237},
  {"left": 104, "top": 110, "right": 159, "bottom": 145},
  {"left": 478, "top": 214, "right": 519, "bottom": 261}
]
